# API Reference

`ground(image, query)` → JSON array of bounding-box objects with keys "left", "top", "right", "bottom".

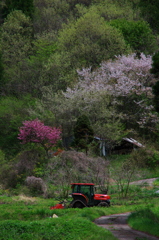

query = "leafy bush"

[
  {"left": 25, "top": 176, "right": 47, "bottom": 196},
  {"left": 153, "top": 178, "right": 159, "bottom": 187},
  {"left": 0, "top": 163, "right": 18, "bottom": 189},
  {"left": 128, "top": 147, "right": 159, "bottom": 169},
  {"left": 16, "top": 146, "right": 47, "bottom": 178}
]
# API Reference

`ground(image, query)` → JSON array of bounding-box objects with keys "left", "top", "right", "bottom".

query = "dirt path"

[
  {"left": 95, "top": 178, "right": 159, "bottom": 240},
  {"left": 130, "top": 178, "right": 158, "bottom": 186},
  {"left": 94, "top": 213, "right": 159, "bottom": 240}
]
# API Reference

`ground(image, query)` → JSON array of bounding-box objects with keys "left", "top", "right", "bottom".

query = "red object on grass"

[{"left": 50, "top": 203, "right": 65, "bottom": 210}]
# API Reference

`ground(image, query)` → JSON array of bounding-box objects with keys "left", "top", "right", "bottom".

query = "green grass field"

[
  {"left": 0, "top": 192, "right": 159, "bottom": 240},
  {"left": 0, "top": 195, "right": 117, "bottom": 240}
]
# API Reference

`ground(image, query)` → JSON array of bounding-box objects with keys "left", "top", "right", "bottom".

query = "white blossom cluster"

[
  {"left": 63, "top": 53, "right": 159, "bottom": 130},
  {"left": 64, "top": 53, "right": 154, "bottom": 98}
]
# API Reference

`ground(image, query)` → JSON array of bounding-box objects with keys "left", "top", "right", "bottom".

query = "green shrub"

[
  {"left": 128, "top": 148, "right": 159, "bottom": 169},
  {"left": 0, "top": 150, "right": 5, "bottom": 164},
  {"left": 153, "top": 178, "right": 159, "bottom": 187},
  {"left": 46, "top": 184, "right": 58, "bottom": 198},
  {"left": 0, "top": 163, "right": 18, "bottom": 189}
]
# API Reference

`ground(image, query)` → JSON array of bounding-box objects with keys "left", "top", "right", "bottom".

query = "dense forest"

[{"left": 1, "top": 0, "right": 159, "bottom": 194}]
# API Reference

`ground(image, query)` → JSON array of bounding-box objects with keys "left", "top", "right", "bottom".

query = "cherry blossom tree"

[
  {"left": 18, "top": 119, "right": 61, "bottom": 155},
  {"left": 64, "top": 53, "right": 158, "bottom": 134}
]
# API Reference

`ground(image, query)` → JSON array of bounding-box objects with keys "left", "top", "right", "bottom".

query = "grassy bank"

[
  {"left": 0, "top": 217, "right": 117, "bottom": 240},
  {"left": 128, "top": 206, "right": 159, "bottom": 237}
]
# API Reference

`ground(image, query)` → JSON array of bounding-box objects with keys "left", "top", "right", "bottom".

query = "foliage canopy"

[
  {"left": 58, "top": 12, "right": 130, "bottom": 68},
  {"left": 109, "top": 19, "right": 157, "bottom": 54}
]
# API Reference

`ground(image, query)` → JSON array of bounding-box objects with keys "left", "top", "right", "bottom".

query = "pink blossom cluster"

[{"left": 18, "top": 119, "right": 61, "bottom": 147}]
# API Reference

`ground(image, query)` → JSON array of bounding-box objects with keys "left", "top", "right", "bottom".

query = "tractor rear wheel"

[
  {"left": 74, "top": 201, "right": 84, "bottom": 208},
  {"left": 97, "top": 201, "right": 109, "bottom": 207},
  {"left": 71, "top": 200, "right": 86, "bottom": 208}
]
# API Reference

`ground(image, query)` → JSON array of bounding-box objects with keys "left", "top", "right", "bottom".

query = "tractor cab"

[
  {"left": 71, "top": 183, "right": 110, "bottom": 208},
  {"left": 71, "top": 183, "right": 94, "bottom": 207}
]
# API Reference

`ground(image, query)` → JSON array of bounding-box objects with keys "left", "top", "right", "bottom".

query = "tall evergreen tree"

[
  {"left": 138, "top": 0, "right": 159, "bottom": 33},
  {"left": 2, "top": 0, "right": 34, "bottom": 19},
  {"left": 153, "top": 81, "right": 159, "bottom": 113},
  {"left": 1, "top": 10, "right": 34, "bottom": 96},
  {"left": 0, "top": 51, "right": 5, "bottom": 95},
  {"left": 74, "top": 115, "right": 94, "bottom": 155},
  {"left": 151, "top": 52, "right": 159, "bottom": 77},
  {"left": 67, "top": 0, "right": 92, "bottom": 10},
  {"left": 151, "top": 52, "right": 159, "bottom": 113}
]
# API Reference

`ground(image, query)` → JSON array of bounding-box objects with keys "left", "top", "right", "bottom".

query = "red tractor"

[{"left": 50, "top": 183, "right": 110, "bottom": 209}]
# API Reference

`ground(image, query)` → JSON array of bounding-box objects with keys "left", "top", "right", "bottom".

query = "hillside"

[{"left": 0, "top": 0, "right": 159, "bottom": 195}]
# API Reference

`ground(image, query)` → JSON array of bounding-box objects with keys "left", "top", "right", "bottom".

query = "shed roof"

[{"left": 122, "top": 138, "right": 144, "bottom": 148}]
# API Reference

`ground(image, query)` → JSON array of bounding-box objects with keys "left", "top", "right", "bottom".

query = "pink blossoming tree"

[{"left": 18, "top": 119, "right": 61, "bottom": 156}]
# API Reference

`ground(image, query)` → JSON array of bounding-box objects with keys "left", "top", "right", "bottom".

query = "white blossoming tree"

[
  {"left": 36, "top": 53, "right": 159, "bottom": 147},
  {"left": 65, "top": 53, "right": 158, "bottom": 134}
]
